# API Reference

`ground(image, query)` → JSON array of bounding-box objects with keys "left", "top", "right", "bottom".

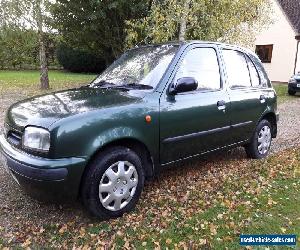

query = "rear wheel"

[
  {"left": 245, "top": 119, "right": 272, "bottom": 159},
  {"left": 288, "top": 89, "right": 296, "bottom": 95},
  {"left": 81, "top": 146, "right": 145, "bottom": 219}
]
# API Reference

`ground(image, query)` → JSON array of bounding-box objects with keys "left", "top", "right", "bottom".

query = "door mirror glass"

[{"left": 170, "top": 77, "right": 198, "bottom": 95}]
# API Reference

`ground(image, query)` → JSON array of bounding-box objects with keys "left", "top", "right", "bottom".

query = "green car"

[{"left": 0, "top": 41, "right": 278, "bottom": 219}]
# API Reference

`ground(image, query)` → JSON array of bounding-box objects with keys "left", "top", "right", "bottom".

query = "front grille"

[
  {"left": 7, "top": 130, "right": 22, "bottom": 147},
  {"left": 4, "top": 123, "right": 23, "bottom": 148}
]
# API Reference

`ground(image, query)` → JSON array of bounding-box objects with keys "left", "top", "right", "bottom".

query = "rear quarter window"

[
  {"left": 246, "top": 56, "right": 260, "bottom": 87},
  {"left": 248, "top": 53, "right": 270, "bottom": 87}
]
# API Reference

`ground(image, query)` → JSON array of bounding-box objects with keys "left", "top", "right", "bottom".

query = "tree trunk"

[
  {"left": 179, "top": 18, "right": 187, "bottom": 41},
  {"left": 38, "top": 31, "right": 49, "bottom": 89},
  {"left": 179, "top": 0, "right": 191, "bottom": 41},
  {"left": 148, "top": 0, "right": 154, "bottom": 11},
  {"left": 36, "top": 0, "right": 49, "bottom": 89}
]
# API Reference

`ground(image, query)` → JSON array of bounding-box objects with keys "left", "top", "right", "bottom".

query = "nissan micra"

[{"left": 0, "top": 41, "right": 278, "bottom": 219}]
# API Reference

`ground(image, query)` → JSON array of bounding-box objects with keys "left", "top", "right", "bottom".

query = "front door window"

[{"left": 174, "top": 48, "right": 221, "bottom": 91}]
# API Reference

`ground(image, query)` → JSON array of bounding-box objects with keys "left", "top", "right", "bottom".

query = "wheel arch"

[
  {"left": 260, "top": 112, "right": 277, "bottom": 138},
  {"left": 83, "top": 137, "right": 155, "bottom": 181}
]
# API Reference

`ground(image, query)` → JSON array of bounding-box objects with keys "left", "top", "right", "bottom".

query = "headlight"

[
  {"left": 23, "top": 127, "right": 50, "bottom": 152},
  {"left": 289, "top": 78, "right": 297, "bottom": 84}
]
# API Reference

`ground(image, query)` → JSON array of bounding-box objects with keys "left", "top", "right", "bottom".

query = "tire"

[
  {"left": 245, "top": 119, "right": 272, "bottom": 159},
  {"left": 81, "top": 146, "right": 145, "bottom": 219},
  {"left": 288, "top": 89, "right": 296, "bottom": 95}
]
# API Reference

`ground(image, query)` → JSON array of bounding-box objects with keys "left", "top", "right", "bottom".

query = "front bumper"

[
  {"left": 0, "top": 133, "right": 86, "bottom": 201},
  {"left": 288, "top": 82, "right": 300, "bottom": 92}
]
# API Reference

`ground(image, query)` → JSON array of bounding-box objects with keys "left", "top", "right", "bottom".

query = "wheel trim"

[
  {"left": 99, "top": 161, "right": 138, "bottom": 212},
  {"left": 257, "top": 125, "right": 271, "bottom": 155}
]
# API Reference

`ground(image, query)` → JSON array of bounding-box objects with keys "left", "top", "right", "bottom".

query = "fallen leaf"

[
  {"left": 280, "top": 227, "right": 286, "bottom": 233},
  {"left": 209, "top": 224, "right": 217, "bottom": 235},
  {"left": 199, "top": 239, "right": 207, "bottom": 245},
  {"left": 21, "top": 238, "right": 32, "bottom": 248},
  {"left": 166, "top": 238, "right": 172, "bottom": 244},
  {"left": 59, "top": 225, "right": 68, "bottom": 234}
]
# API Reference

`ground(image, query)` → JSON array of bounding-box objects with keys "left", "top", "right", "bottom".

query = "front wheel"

[
  {"left": 81, "top": 146, "right": 145, "bottom": 219},
  {"left": 245, "top": 119, "right": 272, "bottom": 159}
]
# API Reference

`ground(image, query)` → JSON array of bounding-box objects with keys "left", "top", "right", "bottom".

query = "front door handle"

[
  {"left": 217, "top": 100, "right": 226, "bottom": 110},
  {"left": 260, "top": 95, "right": 266, "bottom": 103}
]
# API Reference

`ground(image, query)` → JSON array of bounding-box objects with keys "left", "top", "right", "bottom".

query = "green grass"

[
  {"left": 0, "top": 70, "right": 96, "bottom": 95},
  {"left": 273, "top": 82, "right": 297, "bottom": 104},
  {"left": 116, "top": 150, "right": 300, "bottom": 249},
  {"left": 0, "top": 70, "right": 297, "bottom": 105},
  {"left": 121, "top": 158, "right": 300, "bottom": 249},
  {"left": 243, "top": 179, "right": 300, "bottom": 233},
  {"left": 155, "top": 179, "right": 300, "bottom": 250}
]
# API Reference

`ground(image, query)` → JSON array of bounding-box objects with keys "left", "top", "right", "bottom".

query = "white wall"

[{"left": 255, "top": 0, "right": 298, "bottom": 82}]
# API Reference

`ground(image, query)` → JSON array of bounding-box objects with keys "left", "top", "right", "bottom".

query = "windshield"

[{"left": 91, "top": 45, "right": 179, "bottom": 89}]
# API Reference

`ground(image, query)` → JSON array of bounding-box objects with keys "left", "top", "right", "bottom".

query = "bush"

[
  {"left": 56, "top": 44, "right": 106, "bottom": 73},
  {"left": 0, "top": 26, "right": 59, "bottom": 70},
  {"left": 0, "top": 26, "right": 39, "bottom": 69}
]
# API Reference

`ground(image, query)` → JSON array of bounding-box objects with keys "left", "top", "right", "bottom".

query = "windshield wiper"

[
  {"left": 91, "top": 81, "right": 153, "bottom": 90},
  {"left": 117, "top": 83, "right": 153, "bottom": 90},
  {"left": 91, "top": 80, "right": 115, "bottom": 88}
]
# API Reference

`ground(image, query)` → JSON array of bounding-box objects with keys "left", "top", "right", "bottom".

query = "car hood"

[
  {"left": 6, "top": 87, "right": 144, "bottom": 130},
  {"left": 294, "top": 74, "right": 300, "bottom": 80}
]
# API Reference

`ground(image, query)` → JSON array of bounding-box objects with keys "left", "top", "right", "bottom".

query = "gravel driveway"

[
  {"left": 271, "top": 97, "right": 300, "bottom": 152},
  {"left": 0, "top": 92, "right": 299, "bottom": 239}
]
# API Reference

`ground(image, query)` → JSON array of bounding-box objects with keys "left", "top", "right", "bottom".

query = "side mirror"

[{"left": 169, "top": 77, "right": 198, "bottom": 95}]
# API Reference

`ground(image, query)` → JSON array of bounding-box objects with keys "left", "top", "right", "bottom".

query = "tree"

[
  {"left": 1, "top": 0, "right": 51, "bottom": 89},
  {"left": 179, "top": 0, "right": 191, "bottom": 41},
  {"left": 0, "top": 25, "right": 57, "bottom": 70},
  {"left": 0, "top": 25, "right": 39, "bottom": 69},
  {"left": 126, "top": 0, "right": 273, "bottom": 48},
  {"left": 50, "top": 0, "right": 150, "bottom": 65}
]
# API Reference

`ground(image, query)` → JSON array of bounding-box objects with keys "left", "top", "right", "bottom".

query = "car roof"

[
  {"left": 128, "top": 40, "right": 260, "bottom": 64},
  {"left": 133, "top": 40, "right": 256, "bottom": 55}
]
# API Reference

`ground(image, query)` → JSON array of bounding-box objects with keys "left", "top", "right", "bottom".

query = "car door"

[
  {"left": 159, "top": 45, "right": 231, "bottom": 164},
  {"left": 221, "top": 48, "right": 268, "bottom": 143}
]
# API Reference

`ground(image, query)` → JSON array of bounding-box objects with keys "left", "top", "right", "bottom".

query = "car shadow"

[{"left": 149, "top": 146, "right": 247, "bottom": 181}]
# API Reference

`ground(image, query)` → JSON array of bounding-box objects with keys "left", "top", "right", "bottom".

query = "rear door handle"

[
  {"left": 217, "top": 100, "right": 226, "bottom": 110},
  {"left": 260, "top": 95, "right": 266, "bottom": 103}
]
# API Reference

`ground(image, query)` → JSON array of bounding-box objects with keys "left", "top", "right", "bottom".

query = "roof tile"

[{"left": 277, "top": 0, "right": 300, "bottom": 34}]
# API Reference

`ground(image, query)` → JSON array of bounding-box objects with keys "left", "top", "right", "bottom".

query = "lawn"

[
  {"left": 0, "top": 70, "right": 96, "bottom": 95},
  {"left": 272, "top": 82, "right": 298, "bottom": 104}
]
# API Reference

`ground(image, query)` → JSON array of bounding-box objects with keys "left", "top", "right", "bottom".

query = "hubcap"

[
  {"left": 99, "top": 161, "right": 138, "bottom": 211},
  {"left": 257, "top": 125, "right": 271, "bottom": 155}
]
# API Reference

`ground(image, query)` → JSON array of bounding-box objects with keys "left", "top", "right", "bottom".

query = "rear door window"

[{"left": 222, "top": 50, "right": 251, "bottom": 88}]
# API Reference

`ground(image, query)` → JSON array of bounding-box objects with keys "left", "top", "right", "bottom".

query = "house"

[{"left": 255, "top": 0, "right": 300, "bottom": 83}]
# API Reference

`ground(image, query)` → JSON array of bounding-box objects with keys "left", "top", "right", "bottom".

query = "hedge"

[{"left": 56, "top": 44, "right": 106, "bottom": 73}]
